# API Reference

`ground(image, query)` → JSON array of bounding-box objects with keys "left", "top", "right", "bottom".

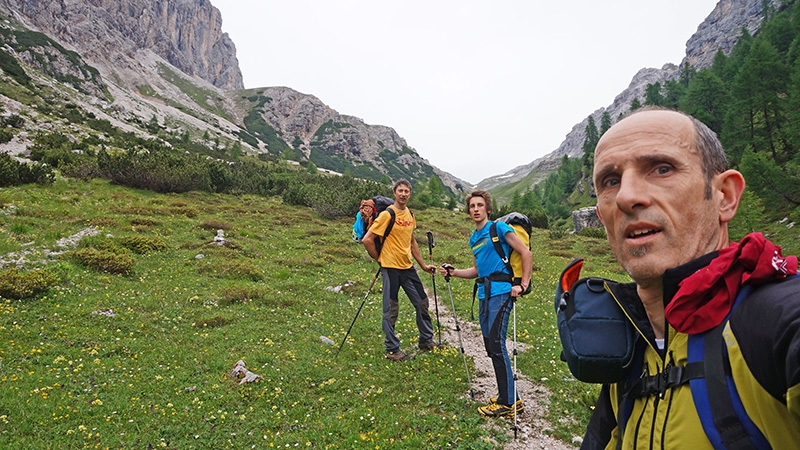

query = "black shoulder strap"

[
  {"left": 375, "top": 207, "right": 396, "bottom": 256},
  {"left": 489, "top": 222, "right": 513, "bottom": 275},
  {"left": 384, "top": 207, "right": 397, "bottom": 238},
  {"left": 471, "top": 281, "right": 478, "bottom": 321}
]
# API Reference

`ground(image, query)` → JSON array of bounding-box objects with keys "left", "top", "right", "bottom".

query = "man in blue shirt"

[{"left": 440, "top": 190, "right": 532, "bottom": 417}]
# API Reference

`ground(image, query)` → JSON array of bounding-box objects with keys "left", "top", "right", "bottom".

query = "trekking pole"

[
  {"left": 442, "top": 264, "right": 476, "bottom": 399},
  {"left": 426, "top": 231, "right": 442, "bottom": 346},
  {"left": 511, "top": 298, "right": 519, "bottom": 438},
  {"left": 335, "top": 267, "right": 381, "bottom": 359}
]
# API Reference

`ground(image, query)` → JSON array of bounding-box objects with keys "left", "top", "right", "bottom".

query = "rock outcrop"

[
  {"left": 0, "top": 0, "right": 469, "bottom": 192},
  {"left": 572, "top": 207, "right": 602, "bottom": 234}
]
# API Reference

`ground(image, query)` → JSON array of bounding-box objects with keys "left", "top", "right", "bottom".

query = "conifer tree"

[
  {"left": 600, "top": 111, "right": 612, "bottom": 135},
  {"left": 645, "top": 82, "right": 665, "bottom": 106},
  {"left": 662, "top": 79, "right": 686, "bottom": 109},
  {"left": 427, "top": 174, "right": 446, "bottom": 207},
  {"left": 725, "top": 38, "right": 789, "bottom": 164},
  {"left": 581, "top": 115, "right": 599, "bottom": 170},
  {"left": 679, "top": 61, "right": 696, "bottom": 86},
  {"left": 680, "top": 69, "right": 729, "bottom": 132}
]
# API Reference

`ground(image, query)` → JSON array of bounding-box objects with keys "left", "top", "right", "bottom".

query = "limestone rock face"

[{"left": 0, "top": 0, "right": 243, "bottom": 90}]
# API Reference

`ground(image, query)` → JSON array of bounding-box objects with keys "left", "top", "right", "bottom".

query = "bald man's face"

[{"left": 593, "top": 111, "right": 725, "bottom": 286}]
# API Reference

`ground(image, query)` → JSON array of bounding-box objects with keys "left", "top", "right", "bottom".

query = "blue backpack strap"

[{"left": 687, "top": 284, "right": 770, "bottom": 450}]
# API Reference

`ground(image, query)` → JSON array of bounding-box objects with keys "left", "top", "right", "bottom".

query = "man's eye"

[
  {"left": 601, "top": 177, "right": 620, "bottom": 188},
  {"left": 654, "top": 165, "right": 672, "bottom": 175}
]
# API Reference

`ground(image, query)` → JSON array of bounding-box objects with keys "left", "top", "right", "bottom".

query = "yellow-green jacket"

[{"left": 582, "top": 255, "right": 800, "bottom": 449}]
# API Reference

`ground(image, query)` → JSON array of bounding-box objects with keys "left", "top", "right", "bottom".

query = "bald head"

[
  {"left": 597, "top": 108, "right": 728, "bottom": 199},
  {"left": 592, "top": 108, "right": 745, "bottom": 291}
]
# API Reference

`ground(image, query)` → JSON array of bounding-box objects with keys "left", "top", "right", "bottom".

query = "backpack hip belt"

[{"left": 471, "top": 272, "right": 513, "bottom": 320}]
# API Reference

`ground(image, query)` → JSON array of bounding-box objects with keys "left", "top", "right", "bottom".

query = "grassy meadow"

[{"left": 0, "top": 178, "right": 631, "bottom": 448}]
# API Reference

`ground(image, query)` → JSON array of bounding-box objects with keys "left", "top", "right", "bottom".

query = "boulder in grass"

[{"left": 229, "top": 360, "right": 261, "bottom": 384}]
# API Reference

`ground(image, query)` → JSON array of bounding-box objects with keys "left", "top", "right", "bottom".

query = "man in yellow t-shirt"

[{"left": 362, "top": 179, "right": 437, "bottom": 361}]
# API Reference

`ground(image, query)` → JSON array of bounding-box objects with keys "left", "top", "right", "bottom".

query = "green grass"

[{"left": 0, "top": 178, "right": 635, "bottom": 448}]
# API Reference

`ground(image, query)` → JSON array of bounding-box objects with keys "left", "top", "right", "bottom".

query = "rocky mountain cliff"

[
  {"left": 0, "top": 0, "right": 243, "bottom": 90},
  {"left": 0, "top": 0, "right": 469, "bottom": 195},
  {"left": 478, "top": 0, "right": 783, "bottom": 193},
  {"left": 247, "top": 86, "right": 466, "bottom": 191}
]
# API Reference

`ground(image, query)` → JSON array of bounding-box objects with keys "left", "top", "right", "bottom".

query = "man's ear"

[
  {"left": 717, "top": 169, "right": 746, "bottom": 224},
  {"left": 595, "top": 205, "right": 604, "bottom": 224}
]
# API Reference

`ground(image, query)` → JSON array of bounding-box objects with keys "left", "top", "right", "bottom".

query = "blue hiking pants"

[{"left": 480, "top": 293, "right": 517, "bottom": 406}]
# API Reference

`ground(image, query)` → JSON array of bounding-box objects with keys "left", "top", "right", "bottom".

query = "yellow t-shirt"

[{"left": 369, "top": 206, "right": 415, "bottom": 269}]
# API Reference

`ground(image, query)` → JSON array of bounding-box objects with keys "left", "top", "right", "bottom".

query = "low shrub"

[
  {"left": 59, "top": 154, "right": 101, "bottom": 181},
  {"left": 549, "top": 249, "right": 579, "bottom": 260},
  {"left": 99, "top": 147, "right": 214, "bottom": 193},
  {"left": 0, "top": 128, "right": 12, "bottom": 144},
  {"left": 29, "top": 131, "right": 79, "bottom": 167},
  {"left": 493, "top": 207, "right": 549, "bottom": 230},
  {"left": 71, "top": 247, "right": 135, "bottom": 275},
  {"left": 199, "top": 220, "right": 231, "bottom": 230},
  {"left": 78, "top": 235, "right": 122, "bottom": 252},
  {"left": 87, "top": 217, "right": 119, "bottom": 228},
  {"left": 118, "top": 235, "right": 169, "bottom": 254},
  {"left": 578, "top": 227, "right": 607, "bottom": 239},
  {"left": 528, "top": 209, "right": 550, "bottom": 229},
  {"left": 130, "top": 217, "right": 162, "bottom": 227},
  {"left": 0, "top": 267, "right": 59, "bottom": 299},
  {"left": 2, "top": 114, "right": 24, "bottom": 128},
  {"left": 219, "top": 285, "right": 269, "bottom": 305},
  {"left": 0, "top": 152, "right": 54, "bottom": 186},
  {"left": 197, "top": 259, "right": 263, "bottom": 281},
  {"left": 194, "top": 315, "right": 231, "bottom": 328},
  {"left": 548, "top": 226, "right": 568, "bottom": 240}
]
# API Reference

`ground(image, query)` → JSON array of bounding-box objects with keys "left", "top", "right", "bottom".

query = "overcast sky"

[{"left": 212, "top": 0, "right": 720, "bottom": 185}]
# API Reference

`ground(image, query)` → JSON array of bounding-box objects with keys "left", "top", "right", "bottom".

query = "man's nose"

[{"left": 615, "top": 175, "right": 650, "bottom": 212}]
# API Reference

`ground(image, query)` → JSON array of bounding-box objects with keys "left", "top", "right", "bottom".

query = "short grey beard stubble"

[{"left": 627, "top": 243, "right": 651, "bottom": 258}]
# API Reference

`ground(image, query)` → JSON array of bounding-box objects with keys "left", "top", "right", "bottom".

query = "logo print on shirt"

[{"left": 471, "top": 237, "right": 489, "bottom": 252}]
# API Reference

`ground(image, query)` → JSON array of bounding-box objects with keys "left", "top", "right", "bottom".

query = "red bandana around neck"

[{"left": 664, "top": 232, "right": 798, "bottom": 334}]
